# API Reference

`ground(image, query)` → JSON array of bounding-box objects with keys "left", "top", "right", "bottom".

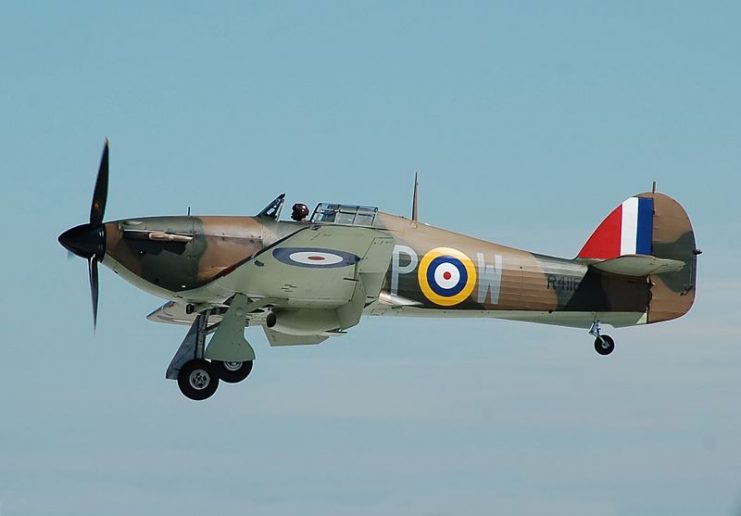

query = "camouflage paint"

[
  {"left": 641, "top": 192, "right": 698, "bottom": 323},
  {"left": 100, "top": 192, "right": 697, "bottom": 329},
  {"left": 374, "top": 212, "right": 651, "bottom": 315}
]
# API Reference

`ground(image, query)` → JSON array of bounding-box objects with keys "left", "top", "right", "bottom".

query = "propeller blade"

[
  {"left": 88, "top": 255, "right": 99, "bottom": 329},
  {"left": 60, "top": 140, "right": 109, "bottom": 330},
  {"left": 90, "top": 139, "right": 109, "bottom": 226}
]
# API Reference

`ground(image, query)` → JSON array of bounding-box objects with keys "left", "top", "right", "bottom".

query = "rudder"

[{"left": 644, "top": 192, "right": 698, "bottom": 323}]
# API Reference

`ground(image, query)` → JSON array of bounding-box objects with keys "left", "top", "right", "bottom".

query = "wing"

[
  {"left": 147, "top": 301, "right": 197, "bottom": 325},
  {"left": 198, "top": 224, "right": 394, "bottom": 339},
  {"left": 206, "top": 225, "right": 394, "bottom": 307},
  {"left": 147, "top": 226, "right": 393, "bottom": 340},
  {"left": 264, "top": 328, "right": 328, "bottom": 346}
]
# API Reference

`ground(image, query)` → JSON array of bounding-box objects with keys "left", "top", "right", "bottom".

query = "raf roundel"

[
  {"left": 417, "top": 247, "right": 477, "bottom": 306},
  {"left": 272, "top": 247, "right": 360, "bottom": 268}
]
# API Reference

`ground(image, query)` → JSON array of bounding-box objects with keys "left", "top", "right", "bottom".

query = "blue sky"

[{"left": 1, "top": 2, "right": 740, "bottom": 515}]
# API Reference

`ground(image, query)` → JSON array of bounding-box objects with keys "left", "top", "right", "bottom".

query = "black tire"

[
  {"left": 594, "top": 335, "right": 615, "bottom": 356},
  {"left": 177, "top": 359, "right": 219, "bottom": 400},
  {"left": 212, "top": 360, "right": 253, "bottom": 383}
]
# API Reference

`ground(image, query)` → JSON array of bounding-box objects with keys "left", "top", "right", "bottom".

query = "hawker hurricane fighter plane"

[{"left": 59, "top": 142, "right": 700, "bottom": 400}]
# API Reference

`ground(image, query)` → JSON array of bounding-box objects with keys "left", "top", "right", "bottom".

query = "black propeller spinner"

[{"left": 58, "top": 140, "right": 109, "bottom": 328}]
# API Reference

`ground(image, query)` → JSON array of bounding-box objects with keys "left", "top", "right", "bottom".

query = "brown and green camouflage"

[{"left": 97, "top": 191, "right": 697, "bottom": 333}]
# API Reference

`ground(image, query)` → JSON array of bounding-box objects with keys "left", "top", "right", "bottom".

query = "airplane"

[{"left": 59, "top": 142, "right": 700, "bottom": 400}]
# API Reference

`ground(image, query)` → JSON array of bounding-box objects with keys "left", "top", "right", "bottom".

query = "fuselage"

[{"left": 101, "top": 211, "right": 651, "bottom": 329}]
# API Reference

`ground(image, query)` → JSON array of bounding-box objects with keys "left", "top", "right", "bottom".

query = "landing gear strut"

[{"left": 589, "top": 320, "right": 615, "bottom": 356}]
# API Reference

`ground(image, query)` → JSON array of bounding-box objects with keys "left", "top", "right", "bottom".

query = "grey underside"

[{"left": 149, "top": 299, "right": 646, "bottom": 333}]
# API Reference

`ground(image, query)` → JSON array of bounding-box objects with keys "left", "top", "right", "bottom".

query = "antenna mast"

[{"left": 411, "top": 172, "right": 419, "bottom": 224}]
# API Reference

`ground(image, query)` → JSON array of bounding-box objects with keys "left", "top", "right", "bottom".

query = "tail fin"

[
  {"left": 578, "top": 192, "right": 699, "bottom": 323},
  {"left": 578, "top": 196, "right": 654, "bottom": 260}
]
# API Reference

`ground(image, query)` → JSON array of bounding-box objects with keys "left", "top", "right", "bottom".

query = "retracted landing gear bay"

[{"left": 589, "top": 319, "right": 615, "bottom": 356}]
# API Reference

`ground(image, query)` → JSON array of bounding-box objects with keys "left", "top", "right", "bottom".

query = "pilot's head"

[{"left": 291, "top": 203, "right": 309, "bottom": 221}]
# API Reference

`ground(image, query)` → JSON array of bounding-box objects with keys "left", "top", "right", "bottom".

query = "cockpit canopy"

[
  {"left": 310, "top": 203, "right": 378, "bottom": 226},
  {"left": 257, "top": 195, "right": 378, "bottom": 226}
]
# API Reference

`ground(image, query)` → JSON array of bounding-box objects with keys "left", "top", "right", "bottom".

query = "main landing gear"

[
  {"left": 178, "top": 359, "right": 219, "bottom": 401},
  {"left": 211, "top": 360, "right": 254, "bottom": 383},
  {"left": 176, "top": 359, "right": 254, "bottom": 400},
  {"left": 166, "top": 295, "right": 261, "bottom": 401},
  {"left": 589, "top": 320, "right": 615, "bottom": 356}
]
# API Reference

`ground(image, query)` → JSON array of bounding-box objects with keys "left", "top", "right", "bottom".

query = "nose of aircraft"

[
  {"left": 59, "top": 223, "right": 106, "bottom": 260},
  {"left": 60, "top": 139, "right": 111, "bottom": 329}
]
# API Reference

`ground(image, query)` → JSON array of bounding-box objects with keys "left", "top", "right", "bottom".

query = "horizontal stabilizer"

[{"left": 591, "top": 254, "right": 685, "bottom": 276}]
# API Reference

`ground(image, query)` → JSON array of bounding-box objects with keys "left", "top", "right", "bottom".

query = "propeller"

[{"left": 58, "top": 140, "right": 109, "bottom": 329}]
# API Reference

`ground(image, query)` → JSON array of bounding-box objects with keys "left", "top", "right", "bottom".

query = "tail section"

[{"left": 578, "top": 192, "right": 699, "bottom": 323}]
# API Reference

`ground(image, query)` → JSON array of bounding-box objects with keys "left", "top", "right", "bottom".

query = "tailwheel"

[
  {"left": 212, "top": 360, "right": 253, "bottom": 383},
  {"left": 178, "top": 359, "right": 219, "bottom": 400},
  {"left": 594, "top": 335, "right": 615, "bottom": 356}
]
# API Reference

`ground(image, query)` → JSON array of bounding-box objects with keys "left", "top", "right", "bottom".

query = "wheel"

[
  {"left": 212, "top": 360, "right": 253, "bottom": 383},
  {"left": 177, "top": 359, "right": 219, "bottom": 400},
  {"left": 594, "top": 335, "right": 615, "bottom": 356}
]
